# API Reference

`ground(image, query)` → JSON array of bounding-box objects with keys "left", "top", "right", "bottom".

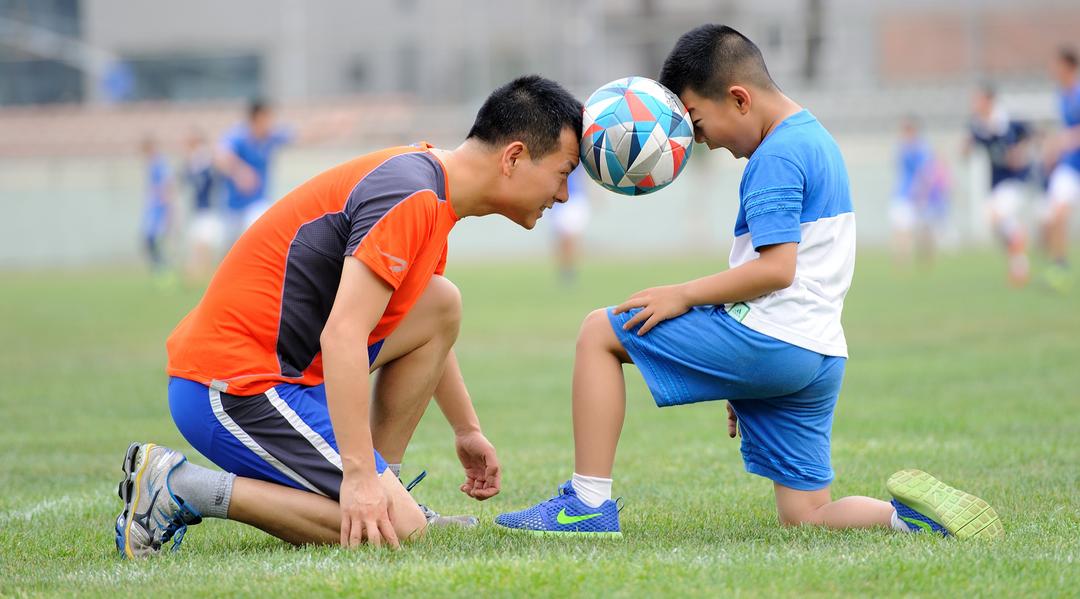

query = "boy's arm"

[
  {"left": 432, "top": 349, "right": 502, "bottom": 500},
  {"left": 321, "top": 257, "right": 397, "bottom": 548},
  {"left": 615, "top": 242, "right": 797, "bottom": 335}
]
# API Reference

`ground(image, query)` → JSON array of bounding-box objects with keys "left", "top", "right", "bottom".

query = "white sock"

[
  {"left": 571, "top": 472, "right": 612, "bottom": 508},
  {"left": 387, "top": 463, "right": 401, "bottom": 479},
  {"left": 890, "top": 509, "right": 913, "bottom": 533}
]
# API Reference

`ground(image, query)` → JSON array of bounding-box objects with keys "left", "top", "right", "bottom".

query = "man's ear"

[
  {"left": 500, "top": 141, "right": 527, "bottom": 176},
  {"left": 729, "top": 86, "right": 752, "bottom": 115}
]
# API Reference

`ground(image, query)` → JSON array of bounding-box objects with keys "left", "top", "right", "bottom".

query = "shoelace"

[
  {"left": 159, "top": 499, "right": 203, "bottom": 552},
  {"left": 403, "top": 470, "right": 442, "bottom": 523}
]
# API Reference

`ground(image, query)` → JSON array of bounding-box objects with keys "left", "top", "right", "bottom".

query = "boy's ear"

[{"left": 730, "top": 85, "right": 752, "bottom": 115}]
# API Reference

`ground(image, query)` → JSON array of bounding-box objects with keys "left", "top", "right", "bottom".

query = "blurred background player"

[
  {"left": 140, "top": 136, "right": 174, "bottom": 283},
  {"left": 549, "top": 166, "right": 592, "bottom": 285},
  {"left": 891, "top": 116, "right": 949, "bottom": 267},
  {"left": 1042, "top": 47, "right": 1080, "bottom": 291},
  {"left": 216, "top": 99, "right": 295, "bottom": 244},
  {"left": 182, "top": 127, "right": 224, "bottom": 282},
  {"left": 964, "top": 83, "right": 1033, "bottom": 286}
]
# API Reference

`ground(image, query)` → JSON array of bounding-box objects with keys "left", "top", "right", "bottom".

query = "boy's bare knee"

[{"left": 577, "top": 309, "right": 613, "bottom": 348}]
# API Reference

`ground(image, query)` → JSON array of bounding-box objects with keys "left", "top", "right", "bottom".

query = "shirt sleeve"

[
  {"left": 740, "top": 154, "right": 805, "bottom": 250},
  {"left": 349, "top": 191, "right": 438, "bottom": 290}
]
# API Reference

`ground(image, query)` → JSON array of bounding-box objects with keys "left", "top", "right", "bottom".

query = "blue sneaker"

[{"left": 495, "top": 481, "right": 621, "bottom": 537}]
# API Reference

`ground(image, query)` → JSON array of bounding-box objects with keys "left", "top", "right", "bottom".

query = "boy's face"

[
  {"left": 679, "top": 87, "right": 757, "bottom": 159},
  {"left": 971, "top": 91, "right": 993, "bottom": 119},
  {"left": 1051, "top": 57, "right": 1077, "bottom": 87},
  {"left": 495, "top": 128, "right": 579, "bottom": 230}
]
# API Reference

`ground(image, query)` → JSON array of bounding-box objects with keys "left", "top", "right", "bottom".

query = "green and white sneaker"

[{"left": 887, "top": 469, "right": 1003, "bottom": 539}]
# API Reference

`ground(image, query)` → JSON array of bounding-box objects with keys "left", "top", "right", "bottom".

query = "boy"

[
  {"left": 1043, "top": 47, "right": 1080, "bottom": 290},
  {"left": 115, "top": 76, "right": 583, "bottom": 557},
  {"left": 496, "top": 26, "right": 1002, "bottom": 539},
  {"left": 140, "top": 136, "right": 173, "bottom": 279},
  {"left": 963, "top": 84, "right": 1032, "bottom": 286}
]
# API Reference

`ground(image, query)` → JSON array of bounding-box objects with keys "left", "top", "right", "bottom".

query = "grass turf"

[{"left": 1, "top": 251, "right": 1078, "bottom": 597}]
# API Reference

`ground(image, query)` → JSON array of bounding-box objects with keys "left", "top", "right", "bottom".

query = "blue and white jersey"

[
  {"left": 1059, "top": 82, "right": 1080, "bottom": 172},
  {"left": 727, "top": 110, "right": 855, "bottom": 358},
  {"left": 219, "top": 123, "right": 294, "bottom": 211}
]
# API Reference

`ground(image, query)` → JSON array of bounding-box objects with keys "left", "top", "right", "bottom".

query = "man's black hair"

[
  {"left": 1059, "top": 47, "right": 1078, "bottom": 70},
  {"left": 466, "top": 75, "right": 583, "bottom": 158},
  {"left": 659, "top": 24, "right": 776, "bottom": 99}
]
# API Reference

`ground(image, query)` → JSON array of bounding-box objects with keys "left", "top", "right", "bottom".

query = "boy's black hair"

[
  {"left": 1059, "top": 47, "right": 1078, "bottom": 70},
  {"left": 659, "top": 24, "right": 776, "bottom": 99},
  {"left": 248, "top": 98, "right": 269, "bottom": 120},
  {"left": 977, "top": 81, "right": 996, "bottom": 100},
  {"left": 466, "top": 75, "right": 583, "bottom": 159}
]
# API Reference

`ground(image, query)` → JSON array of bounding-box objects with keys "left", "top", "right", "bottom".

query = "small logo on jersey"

[
  {"left": 729, "top": 302, "right": 750, "bottom": 322},
  {"left": 377, "top": 246, "right": 408, "bottom": 273}
]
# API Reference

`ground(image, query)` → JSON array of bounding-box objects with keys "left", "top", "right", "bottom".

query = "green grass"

[{"left": 1, "top": 251, "right": 1078, "bottom": 597}]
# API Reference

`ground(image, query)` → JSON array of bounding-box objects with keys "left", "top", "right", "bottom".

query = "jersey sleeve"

[
  {"left": 348, "top": 191, "right": 439, "bottom": 290},
  {"left": 740, "top": 154, "right": 805, "bottom": 250}
]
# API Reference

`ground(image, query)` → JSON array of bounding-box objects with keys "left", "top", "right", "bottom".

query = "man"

[
  {"left": 1043, "top": 47, "right": 1080, "bottom": 291},
  {"left": 115, "top": 75, "right": 583, "bottom": 556}
]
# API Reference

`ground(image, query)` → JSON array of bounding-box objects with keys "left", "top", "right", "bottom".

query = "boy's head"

[
  {"left": 140, "top": 135, "right": 158, "bottom": 157},
  {"left": 971, "top": 83, "right": 996, "bottom": 120},
  {"left": 1051, "top": 47, "right": 1078, "bottom": 88},
  {"left": 900, "top": 114, "right": 921, "bottom": 141},
  {"left": 660, "top": 24, "right": 778, "bottom": 158},
  {"left": 247, "top": 98, "right": 274, "bottom": 138},
  {"left": 466, "top": 75, "right": 583, "bottom": 229}
]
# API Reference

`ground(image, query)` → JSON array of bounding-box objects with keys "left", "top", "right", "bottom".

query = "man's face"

[
  {"left": 1051, "top": 57, "right": 1077, "bottom": 87},
  {"left": 497, "top": 128, "right": 580, "bottom": 230},
  {"left": 679, "top": 87, "right": 756, "bottom": 159},
  {"left": 971, "top": 91, "right": 993, "bottom": 120},
  {"left": 251, "top": 110, "right": 273, "bottom": 138}
]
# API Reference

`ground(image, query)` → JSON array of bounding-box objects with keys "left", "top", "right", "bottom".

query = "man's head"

[
  {"left": 248, "top": 98, "right": 274, "bottom": 138},
  {"left": 466, "top": 75, "right": 582, "bottom": 229},
  {"left": 660, "top": 24, "right": 777, "bottom": 158},
  {"left": 1051, "top": 47, "right": 1078, "bottom": 88},
  {"left": 900, "top": 114, "right": 921, "bottom": 141}
]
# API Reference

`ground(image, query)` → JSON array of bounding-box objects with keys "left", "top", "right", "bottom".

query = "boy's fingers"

[
  {"left": 637, "top": 314, "right": 661, "bottom": 335},
  {"left": 622, "top": 309, "right": 649, "bottom": 330}
]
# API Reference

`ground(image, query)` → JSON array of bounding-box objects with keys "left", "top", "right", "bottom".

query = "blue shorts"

[
  {"left": 168, "top": 341, "right": 387, "bottom": 500},
  {"left": 608, "top": 306, "right": 844, "bottom": 491}
]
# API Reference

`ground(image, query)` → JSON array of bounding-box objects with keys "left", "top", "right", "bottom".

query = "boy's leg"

[
  {"left": 572, "top": 308, "right": 633, "bottom": 478},
  {"left": 773, "top": 483, "right": 893, "bottom": 528}
]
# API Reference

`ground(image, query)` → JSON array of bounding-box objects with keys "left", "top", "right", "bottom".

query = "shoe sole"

[
  {"left": 887, "top": 469, "right": 1003, "bottom": 540},
  {"left": 116, "top": 442, "right": 152, "bottom": 558}
]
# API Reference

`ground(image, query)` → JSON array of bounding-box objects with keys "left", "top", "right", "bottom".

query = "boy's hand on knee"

[
  {"left": 727, "top": 402, "right": 739, "bottom": 438},
  {"left": 614, "top": 284, "right": 692, "bottom": 335}
]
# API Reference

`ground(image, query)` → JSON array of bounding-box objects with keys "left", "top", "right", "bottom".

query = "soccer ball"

[{"left": 580, "top": 76, "right": 694, "bottom": 196}]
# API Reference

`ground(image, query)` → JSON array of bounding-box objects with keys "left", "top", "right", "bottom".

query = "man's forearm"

[
  {"left": 433, "top": 350, "right": 482, "bottom": 436},
  {"left": 323, "top": 342, "right": 378, "bottom": 476}
]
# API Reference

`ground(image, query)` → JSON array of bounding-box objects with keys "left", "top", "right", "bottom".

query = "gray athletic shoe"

[
  {"left": 114, "top": 442, "right": 202, "bottom": 558},
  {"left": 404, "top": 470, "right": 479, "bottom": 528}
]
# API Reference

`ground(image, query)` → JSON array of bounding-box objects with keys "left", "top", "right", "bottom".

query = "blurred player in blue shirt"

[
  {"left": 216, "top": 99, "right": 295, "bottom": 243},
  {"left": 548, "top": 166, "right": 591, "bottom": 285},
  {"left": 141, "top": 136, "right": 173, "bottom": 276},
  {"left": 1043, "top": 47, "right": 1080, "bottom": 290},
  {"left": 892, "top": 116, "right": 949, "bottom": 266}
]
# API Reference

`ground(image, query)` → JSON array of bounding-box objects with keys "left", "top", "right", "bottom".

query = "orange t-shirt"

[{"left": 166, "top": 144, "right": 458, "bottom": 396}]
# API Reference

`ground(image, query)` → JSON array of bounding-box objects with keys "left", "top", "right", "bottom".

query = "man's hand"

[
  {"left": 613, "top": 284, "right": 692, "bottom": 335},
  {"left": 338, "top": 471, "right": 399, "bottom": 549},
  {"left": 455, "top": 431, "right": 501, "bottom": 500},
  {"left": 727, "top": 402, "right": 739, "bottom": 439}
]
